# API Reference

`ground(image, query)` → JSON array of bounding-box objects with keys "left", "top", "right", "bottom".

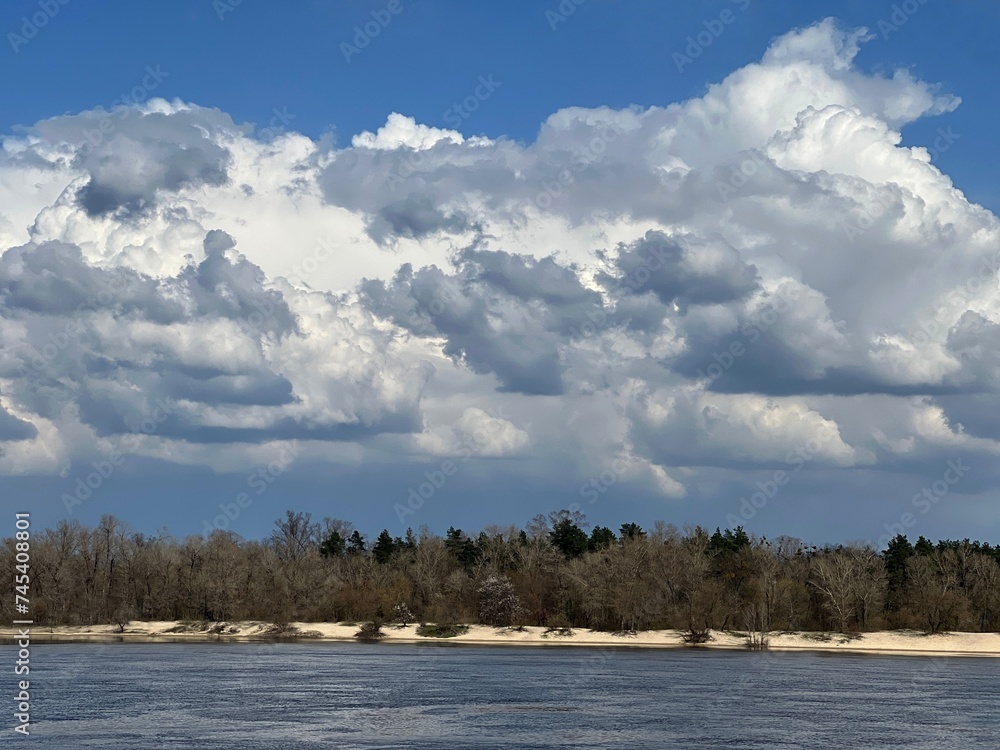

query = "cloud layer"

[{"left": 1, "top": 19, "right": 997, "bottom": 533}]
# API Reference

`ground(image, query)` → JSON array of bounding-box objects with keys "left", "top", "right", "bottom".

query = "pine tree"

[
  {"left": 445, "top": 527, "right": 480, "bottom": 567},
  {"left": 588, "top": 526, "right": 616, "bottom": 551},
  {"left": 373, "top": 530, "right": 397, "bottom": 564},
  {"left": 550, "top": 518, "right": 589, "bottom": 558},
  {"left": 619, "top": 523, "right": 646, "bottom": 541},
  {"left": 883, "top": 533, "right": 913, "bottom": 609},
  {"left": 319, "top": 530, "right": 345, "bottom": 558},
  {"left": 346, "top": 530, "right": 366, "bottom": 555}
]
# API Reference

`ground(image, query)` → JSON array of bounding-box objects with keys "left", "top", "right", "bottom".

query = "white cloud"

[
  {"left": 1, "top": 18, "right": 998, "bottom": 515},
  {"left": 351, "top": 112, "right": 471, "bottom": 151},
  {"left": 414, "top": 407, "right": 529, "bottom": 458}
]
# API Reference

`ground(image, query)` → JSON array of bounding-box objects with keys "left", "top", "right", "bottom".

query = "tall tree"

[
  {"left": 619, "top": 523, "right": 646, "bottom": 541},
  {"left": 883, "top": 534, "right": 913, "bottom": 610},
  {"left": 550, "top": 518, "right": 589, "bottom": 558},
  {"left": 346, "top": 530, "right": 367, "bottom": 555},
  {"left": 269, "top": 511, "right": 319, "bottom": 561},
  {"left": 373, "top": 530, "right": 397, "bottom": 564},
  {"left": 319, "top": 530, "right": 346, "bottom": 558},
  {"left": 588, "top": 526, "right": 616, "bottom": 551}
]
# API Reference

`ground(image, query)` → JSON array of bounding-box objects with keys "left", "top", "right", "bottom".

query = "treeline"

[{"left": 3, "top": 510, "right": 999, "bottom": 635}]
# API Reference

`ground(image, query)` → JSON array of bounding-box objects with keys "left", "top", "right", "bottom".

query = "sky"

[{"left": 1, "top": 0, "right": 999, "bottom": 546}]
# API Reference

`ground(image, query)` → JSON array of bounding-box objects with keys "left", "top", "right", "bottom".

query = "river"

[{"left": 5, "top": 642, "right": 997, "bottom": 748}]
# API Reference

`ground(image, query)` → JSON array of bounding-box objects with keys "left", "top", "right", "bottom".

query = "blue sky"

[
  {"left": 1, "top": 1, "right": 999, "bottom": 545},
  {"left": 4, "top": 0, "right": 998, "bottom": 208}
]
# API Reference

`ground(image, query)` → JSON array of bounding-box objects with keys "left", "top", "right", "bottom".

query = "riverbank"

[{"left": 3, "top": 621, "right": 999, "bottom": 656}]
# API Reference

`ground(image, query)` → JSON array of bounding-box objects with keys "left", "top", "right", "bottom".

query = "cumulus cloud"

[
  {"left": 1, "top": 18, "right": 998, "bottom": 524},
  {"left": 600, "top": 230, "right": 759, "bottom": 310},
  {"left": 28, "top": 103, "right": 235, "bottom": 218},
  {"left": 414, "top": 407, "right": 529, "bottom": 458},
  {"left": 0, "top": 231, "right": 429, "bottom": 471},
  {"left": 362, "top": 249, "right": 606, "bottom": 395}
]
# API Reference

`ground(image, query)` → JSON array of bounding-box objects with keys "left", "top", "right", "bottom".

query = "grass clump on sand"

[{"left": 416, "top": 623, "right": 469, "bottom": 638}]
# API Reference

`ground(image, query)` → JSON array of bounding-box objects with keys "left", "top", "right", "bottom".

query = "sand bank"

[{"left": 2, "top": 621, "right": 998, "bottom": 657}]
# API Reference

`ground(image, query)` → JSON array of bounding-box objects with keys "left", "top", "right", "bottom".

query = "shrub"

[
  {"left": 498, "top": 625, "right": 528, "bottom": 633},
  {"left": 355, "top": 621, "right": 387, "bottom": 642},
  {"left": 542, "top": 626, "right": 574, "bottom": 637},
  {"left": 416, "top": 623, "right": 469, "bottom": 638},
  {"left": 681, "top": 627, "right": 713, "bottom": 645},
  {"left": 542, "top": 615, "right": 573, "bottom": 637}
]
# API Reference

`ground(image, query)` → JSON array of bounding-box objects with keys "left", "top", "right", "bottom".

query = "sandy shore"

[{"left": 3, "top": 621, "right": 998, "bottom": 657}]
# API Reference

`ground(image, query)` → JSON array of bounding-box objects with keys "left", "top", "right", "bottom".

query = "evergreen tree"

[
  {"left": 914, "top": 536, "right": 935, "bottom": 556},
  {"left": 445, "top": 527, "right": 480, "bottom": 568},
  {"left": 619, "top": 523, "right": 646, "bottom": 541},
  {"left": 346, "top": 530, "right": 367, "bottom": 555},
  {"left": 403, "top": 528, "right": 418, "bottom": 550},
  {"left": 10, "top": 513, "right": 1000, "bottom": 635},
  {"left": 588, "top": 526, "right": 616, "bottom": 551},
  {"left": 319, "top": 530, "right": 345, "bottom": 558},
  {"left": 709, "top": 526, "right": 751, "bottom": 555},
  {"left": 550, "top": 517, "right": 589, "bottom": 558},
  {"left": 373, "top": 530, "right": 397, "bottom": 564},
  {"left": 882, "top": 533, "right": 913, "bottom": 608}
]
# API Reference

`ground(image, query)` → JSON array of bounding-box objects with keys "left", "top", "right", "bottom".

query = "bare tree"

[
  {"left": 906, "top": 552, "right": 968, "bottom": 634},
  {"left": 810, "top": 549, "right": 857, "bottom": 632},
  {"left": 269, "top": 511, "right": 320, "bottom": 562},
  {"left": 4, "top": 516, "right": 998, "bottom": 638},
  {"left": 810, "top": 546, "right": 886, "bottom": 632}
]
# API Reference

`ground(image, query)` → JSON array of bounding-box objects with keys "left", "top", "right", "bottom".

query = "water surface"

[{"left": 6, "top": 642, "right": 996, "bottom": 748}]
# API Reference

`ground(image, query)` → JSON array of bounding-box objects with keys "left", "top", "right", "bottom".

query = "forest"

[{"left": 4, "top": 510, "right": 999, "bottom": 639}]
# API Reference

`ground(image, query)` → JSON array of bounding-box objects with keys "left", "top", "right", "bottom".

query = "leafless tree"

[{"left": 2, "top": 516, "right": 996, "bottom": 638}]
